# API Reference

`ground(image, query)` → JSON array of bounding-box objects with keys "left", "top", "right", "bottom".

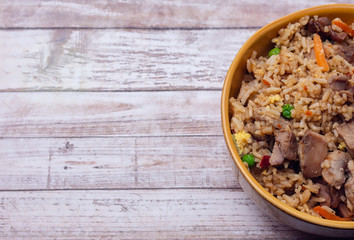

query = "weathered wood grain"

[
  {"left": 0, "top": 1, "right": 341, "bottom": 239},
  {"left": 0, "top": 29, "right": 253, "bottom": 91},
  {"left": 0, "top": 136, "right": 237, "bottom": 190},
  {"left": 0, "top": 0, "right": 344, "bottom": 28},
  {"left": 0, "top": 189, "right": 317, "bottom": 239},
  {"left": 0, "top": 91, "right": 221, "bottom": 137}
]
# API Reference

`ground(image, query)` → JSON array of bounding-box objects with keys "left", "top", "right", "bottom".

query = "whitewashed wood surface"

[{"left": 0, "top": 1, "right": 347, "bottom": 239}]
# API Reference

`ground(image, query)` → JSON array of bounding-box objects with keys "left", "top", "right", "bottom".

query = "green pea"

[
  {"left": 268, "top": 47, "right": 281, "bottom": 58},
  {"left": 242, "top": 154, "right": 255, "bottom": 167},
  {"left": 282, "top": 104, "right": 294, "bottom": 119},
  {"left": 282, "top": 109, "right": 291, "bottom": 119}
]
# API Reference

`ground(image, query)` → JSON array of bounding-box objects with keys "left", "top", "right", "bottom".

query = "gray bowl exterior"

[{"left": 227, "top": 153, "right": 354, "bottom": 237}]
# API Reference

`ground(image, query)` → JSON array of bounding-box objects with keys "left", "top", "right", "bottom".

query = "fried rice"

[{"left": 229, "top": 15, "right": 354, "bottom": 220}]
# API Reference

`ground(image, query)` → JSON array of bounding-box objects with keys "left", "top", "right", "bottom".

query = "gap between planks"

[
  {"left": 0, "top": 186, "right": 243, "bottom": 193},
  {"left": 0, "top": 0, "right": 344, "bottom": 28},
  {"left": 0, "top": 89, "right": 224, "bottom": 93},
  {"left": 0, "top": 26, "right": 262, "bottom": 30}
]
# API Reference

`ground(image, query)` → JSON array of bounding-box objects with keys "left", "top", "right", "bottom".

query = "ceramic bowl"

[{"left": 221, "top": 4, "right": 354, "bottom": 237}]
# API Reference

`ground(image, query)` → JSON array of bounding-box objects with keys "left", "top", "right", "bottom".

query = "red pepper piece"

[{"left": 260, "top": 155, "right": 270, "bottom": 168}]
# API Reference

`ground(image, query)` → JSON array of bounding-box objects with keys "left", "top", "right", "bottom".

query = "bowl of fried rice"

[{"left": 221, "top": 4, "right": 354, "bottom": 237}]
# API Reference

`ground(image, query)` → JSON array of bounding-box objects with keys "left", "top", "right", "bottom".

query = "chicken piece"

[
  {"left": 322, "top": 150, "right": 350, "bottom": 189},
  {"left": 269, "top": 130, "right": 298, "bottom": 166},
  {"left": 275, "top": 130, "right": 298, "bottom": 160},
  {"left": 329, "top": 187, "right": 342, "bottom": 209},
  {"left": 307, "top": 17, "right": 331, "bottom": 40},
  {"left": 336, "top": 120, "right": 354, "bottom": 158},
  {"left": 307, "top": 17, "right": 348, "bottom": 43},
  {"left": 329, "top": 29, "right": 348, "bottom": 43},
  {"left": 328, "top": 75, "right": 354, "bottom": 103},
  {"left": 299, "top": 130, "right": 328, "bottom": 178},
  {"left": 333, "top": 43, "right": 354, "bottom": 64},
  {"left": 269, "top": 142, "right": 284, "bottom": 166},
  {"left": 318, "top": 184, "right": 331, "bottom": 207},
  {"left": 328, "top": 74, "right": 351, "bottom": 91},
  {"left": 338, "top": 202, "right": 354, "bottom": 218},
  {"left": 345, "top": 160, "right": 354, "bottom": 211}
]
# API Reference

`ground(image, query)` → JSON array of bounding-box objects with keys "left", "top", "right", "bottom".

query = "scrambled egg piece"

[
  {"left": 233, "top": 131, "right": 251, "bottom": 154},
  {"left": 268, "top": 94, "right": 282, "bottom": 104},
  {"left": 338, "top": 142, "right": 346, "bottom": 150}
]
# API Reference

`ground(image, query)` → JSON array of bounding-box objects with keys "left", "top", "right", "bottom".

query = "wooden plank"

[
  {"left": 0, "top": 91, "right": 222, "bottom": 137},
  {"left": 0, "top": 29, "right": 253, "bottom": 91},
  {"left": 0, "top": 189, "right": 316, "bottom": 239},
  {"left": 0, "top": 0, "right": 344, "bottom": 28},
  {"left": 0, "top": 136, "right": 238, "bottom": 190}
]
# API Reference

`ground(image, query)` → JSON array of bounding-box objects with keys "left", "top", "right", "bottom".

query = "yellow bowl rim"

[{"left": 221, "top": 3, "right": 354, "bottom": 229}]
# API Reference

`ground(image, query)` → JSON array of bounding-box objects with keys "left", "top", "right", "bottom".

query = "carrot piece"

[
  {"left": 313, "top": 206, "right": 351, "bottom": 221},
  {"left": 332, "top": 20, "right": 354, "bottom": 37},
  {"left": 262, "top": 79, "right": 270, "bottom": 85},
  {"left": 313, "top": 34, "right": 329, "bottom": 72},
  {"left": 305, "top": 110, "right": 312, "bottom": 116}
]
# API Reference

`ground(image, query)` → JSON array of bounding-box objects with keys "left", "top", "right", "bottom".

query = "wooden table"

[{"left": 0, "top": 1, "right": 347, "bottom": 239}]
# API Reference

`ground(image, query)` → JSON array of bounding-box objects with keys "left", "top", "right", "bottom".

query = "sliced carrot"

[
  {"left": 313, "top": 33, "right": 329, "bottom": 72},
  {"left": 262, "top": 79, "right": 270, "bottom": 85},
  {"left": 332, "top": 19, "right": 354, "bottom": 37},
  {"left": 313, "top": 206, "right": 351, "bottom": 221},
  {"left": 305, "top": 110, "right": 312, "bottom": 116}
]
